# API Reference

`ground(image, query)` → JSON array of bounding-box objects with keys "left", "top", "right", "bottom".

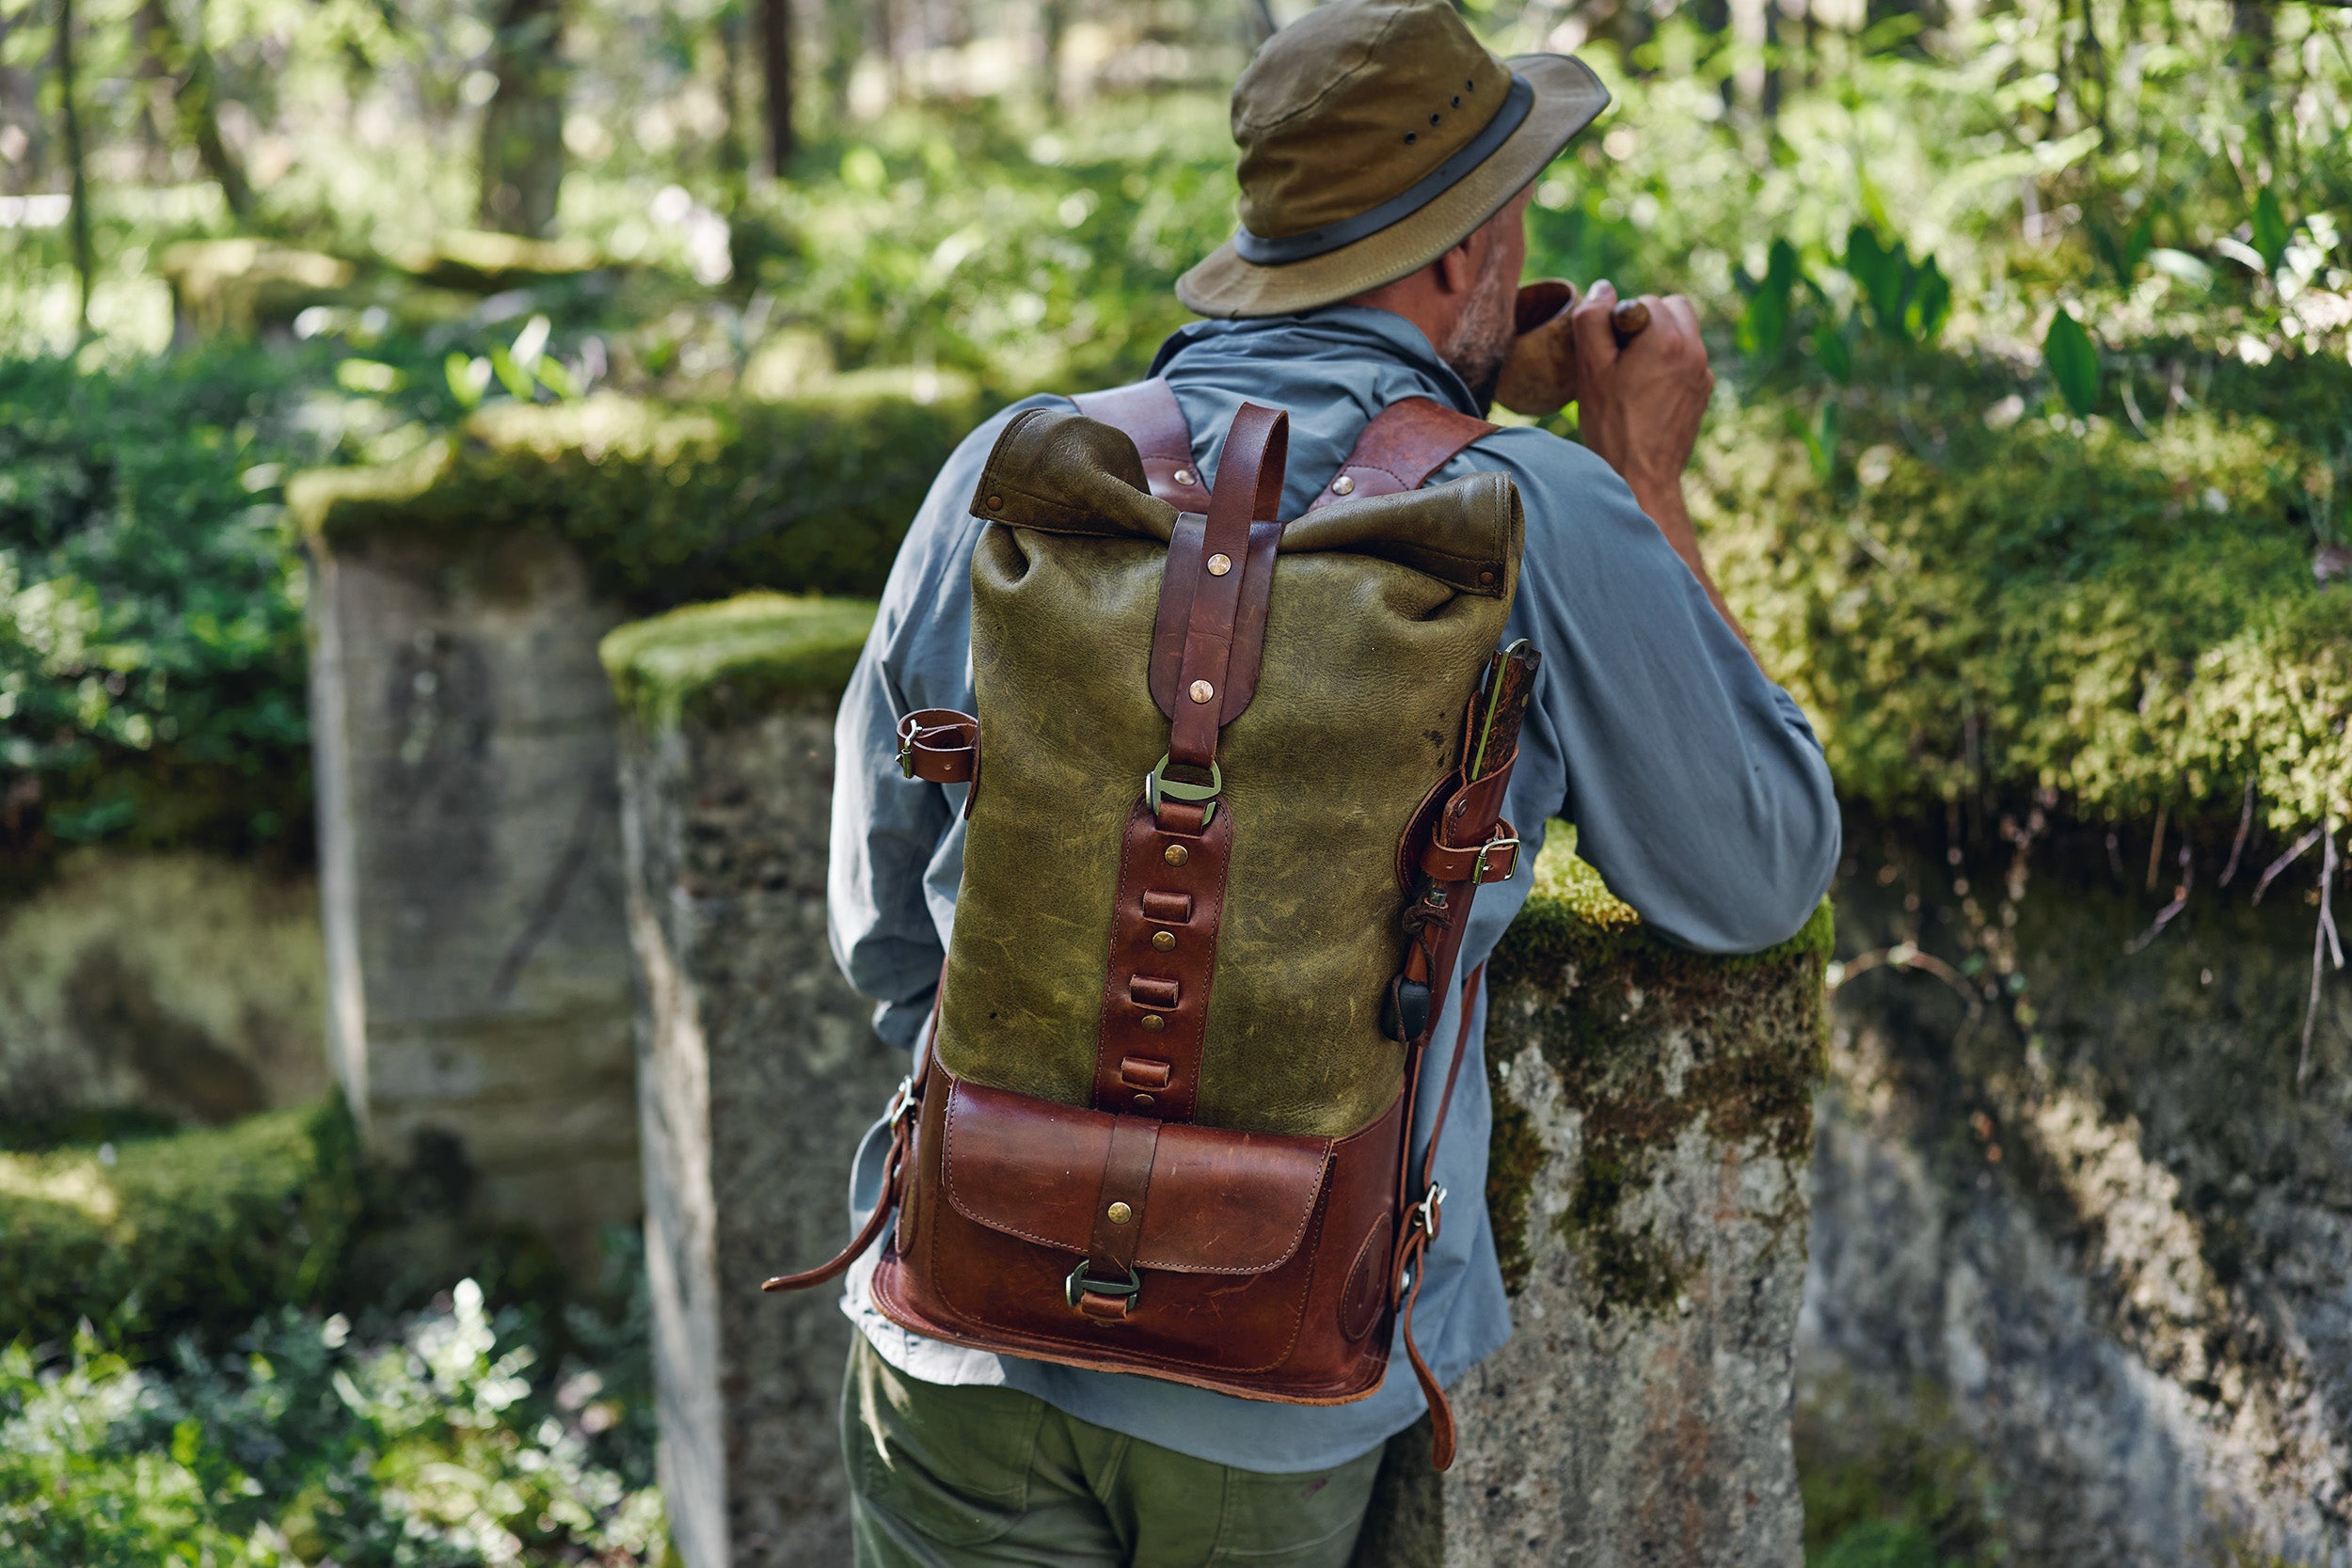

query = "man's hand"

[
  {"left": 1568, "top": 279, "right": 1713, "bottom": 497},
  {"left": 1565, "top": 279, "right": 1754, "bottom": 657}
]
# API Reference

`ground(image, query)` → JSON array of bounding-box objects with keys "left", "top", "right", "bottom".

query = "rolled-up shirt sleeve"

[{"left": 1478, "top": 430, "right": 1840, "bottom": 954}]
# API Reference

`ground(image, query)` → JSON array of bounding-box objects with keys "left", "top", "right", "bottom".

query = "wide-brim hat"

[{"left": 1178, "top": 0, "right": 1609, "bottom": 320}]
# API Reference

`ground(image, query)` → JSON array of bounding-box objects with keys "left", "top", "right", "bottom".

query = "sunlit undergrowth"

[{"left": 0, "top": 1275, "right": 666, "bottom": 1568}]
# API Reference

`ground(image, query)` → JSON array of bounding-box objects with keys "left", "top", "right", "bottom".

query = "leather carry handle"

[{"left": 1166, "top": 404, "right": 1287, "bottom": 772}]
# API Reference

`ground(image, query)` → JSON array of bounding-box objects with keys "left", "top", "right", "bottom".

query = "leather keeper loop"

[
  {"left": 1421, "top": 819, "right": 1520, "bottom": 885},
  {"left": 897, "top": 709, "right": 979, "bottom": 784},
  {"left": 1129, "top": 975, "right": 1181, "bottom": 1009}
]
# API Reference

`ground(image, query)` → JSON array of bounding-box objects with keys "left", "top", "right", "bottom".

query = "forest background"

[{"left": 0, "top": 0, "right": 2348, "bottom": 1561}]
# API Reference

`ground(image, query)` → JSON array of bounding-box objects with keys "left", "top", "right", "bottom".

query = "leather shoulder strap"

[
  {"left": 1070, "top": 379, "right": 1215, "bottom": 513},
  {"left": 1308, "top": 398, "right": 1498, "bottom": 513}
]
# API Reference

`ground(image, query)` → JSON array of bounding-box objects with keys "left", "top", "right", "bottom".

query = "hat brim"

[{"left": 1175, "top": 54, "right": 1609, "bottom": 321}]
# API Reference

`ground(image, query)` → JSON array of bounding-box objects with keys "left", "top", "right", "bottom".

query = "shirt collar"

[{"left": 1146, "top": 305, "right": 1483, "bottom": 418}]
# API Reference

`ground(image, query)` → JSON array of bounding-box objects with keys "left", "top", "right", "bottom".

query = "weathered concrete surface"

[
  {"left": 606, "top": 595, "right": 889, "bottom": 1568},
  {"left": 1355, "top": 875, "right": 1828, "bottom": 1567},
  {"left": 0, "top": 850, "right": 328, "bottom": 1125},
  {"left": 1806, "top": 822, "right": 2351, "bottom": 1566},
  {"left": 307, "top": 527, "right": 639, "bottom": 1268}
]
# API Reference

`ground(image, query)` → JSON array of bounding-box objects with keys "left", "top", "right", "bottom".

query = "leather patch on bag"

[{"left": 1340, "top": 1211, "right": 1395, "bottom": 1343}]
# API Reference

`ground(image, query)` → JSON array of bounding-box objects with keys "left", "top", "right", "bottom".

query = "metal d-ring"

[
  {"left": 1143, "top": 754, "right": 1221, "bottom": 827},
  {"left": 1065, "top": 1259, "right": 1144, "bottom": 1310}
]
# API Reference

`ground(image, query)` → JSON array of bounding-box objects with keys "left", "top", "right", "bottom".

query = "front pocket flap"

[{"left": 941, "top": 1075, "right": 1333, "bottom": 1275}]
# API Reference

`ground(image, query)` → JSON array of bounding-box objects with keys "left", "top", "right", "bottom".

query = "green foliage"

[
  {"left": 0, "top": 1101, "right": 360, "bottom": 1351},
  {"left": 1701, "top": 358, "right": 2352, "bottom": 831},
  {"left": 1798, "top": 1378, "right": 2002, "bottom": 1566},
  {"left": 292, "top": 387, "right": 977, "bottom": 610},
  {"left": 2042, "top": 311, "right": 2100, "bottom": 417},
  {"left": 0, "top": 1275, "right": 665, "bottom": 1566},
  {"left": 0, "top": 347, "right": 323, "bottom": 867}
]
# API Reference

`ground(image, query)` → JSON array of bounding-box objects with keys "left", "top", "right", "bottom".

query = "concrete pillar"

[
  {"left": 604, "top": 594, "right": 889, "bottom": 1568},
  {"left": 1353, "top": 871, "right": 1828, "bottom": 1567},
  {"left": 304, "top": 522, "right": 639, "bottom": 1269}
]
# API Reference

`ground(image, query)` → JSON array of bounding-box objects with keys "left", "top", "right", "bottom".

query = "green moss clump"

[
  {"left": 0, "top": 1100, "right": 360, "bottom": 1348},
  {"left": 1486, "top": 823, "right": 1831, "bottom": 1314},
  {"left": 290, "top": 387, "right": 979, "bottom": 612},
  {"left": 1702, "top": 366, "right": 2352, "bottom": 832},
  {"left": 599, "top": 592, "right": 879, "bottom": 731}
]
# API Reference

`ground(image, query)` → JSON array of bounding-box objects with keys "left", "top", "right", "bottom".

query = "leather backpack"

[{"left": 769, "top": 381, "right": 1534, "bottom": 1470}]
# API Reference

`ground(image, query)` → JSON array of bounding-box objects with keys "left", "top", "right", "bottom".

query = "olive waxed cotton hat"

[{"left": 1177, "top": 0, "right": 1609, "bottom": 320}]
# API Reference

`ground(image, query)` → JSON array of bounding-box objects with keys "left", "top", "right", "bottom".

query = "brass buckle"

[
  {"left": 1144, "top": 754, "right": 1221, "bottom": 826},
  {"left": 1065, "top": 1259, "right": 1143, "bottom": 1310},
  {"left": 1471, "top": 836, "right": 1520, "bottom": 884}
]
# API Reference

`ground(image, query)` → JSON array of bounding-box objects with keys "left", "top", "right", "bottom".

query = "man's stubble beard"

[{"left": 1438, "top": 239, "right": 1518, "bottom": 412}]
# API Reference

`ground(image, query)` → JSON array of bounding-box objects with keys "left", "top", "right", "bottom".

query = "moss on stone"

[
  {"left": 0, "top": 1099, "right": 360, "bottom": 1347},
  {"left": 599, "top": 593, "right": 879, "bottom": 731},
  {"left": 1486, "top": 822, "right": 1831, "bottom": 1313},
  {"left": 291, "top": 387, "right": 978, "bottom": 612},
  {"left": 1701, "top": 359, "right": 2352, "bottom": 833}
]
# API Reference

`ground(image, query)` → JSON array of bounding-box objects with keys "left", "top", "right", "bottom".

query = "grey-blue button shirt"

[{"left": 826, "top": 305, "right": 1839, "bottom": 1473}]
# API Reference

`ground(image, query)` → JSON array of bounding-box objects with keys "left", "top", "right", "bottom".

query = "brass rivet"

[
  {"left": 1152, "top": 930, "right": 1176, "bottom": 952},
  {"left": 1206, "top": 552, "right": 1232, "bottom": 577},
  {"left": 1133, "top": 1092, "right": 1155, "bottom": 1109},
  {"left": 1330, "top": 474, "right": 1356, "bottom": 496},
  {"left": 1189, "top": 679, "right": 1215, "bottom": 704},
  {"left": 1107, "top": 1201, "right": 1133, "bottom": 1224},
  {"left": 1173, "top": 467, "right": 1195, "bottom": 487},
  {"left": 985, "top": 495, "right": 1002, "bottom": 510},
  {"left": 1163, "top": 844, "right": 1188, "bottom": 866},
  {"left": 1139, "top": 1013, "right": 1167, "bottom": 1031},
  {"left": 1479, "top": 570, "right": 1496, "bottom": 585}
]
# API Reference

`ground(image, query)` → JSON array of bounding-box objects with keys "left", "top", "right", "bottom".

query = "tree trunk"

[
  {"left": 478, "top": 0, "right": 566, "bottom": 238},
  {"left": 140, "top": 0, "right": 254, "bottom": 219},
  {"left": 54, "top": 0, "right": 94, "bottom": 331},
  {"left": 759, "top": 0, "right": 791, "bottom": 175}
]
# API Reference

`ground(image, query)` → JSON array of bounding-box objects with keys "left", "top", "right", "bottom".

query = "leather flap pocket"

[{"left": 941, "top": 1075, "right": 1332, "bottom": 1275}]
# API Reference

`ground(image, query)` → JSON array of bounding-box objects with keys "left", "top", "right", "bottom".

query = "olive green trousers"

[{"left": 841, "top": 1338, "right": 1385, "bottom": 1567}]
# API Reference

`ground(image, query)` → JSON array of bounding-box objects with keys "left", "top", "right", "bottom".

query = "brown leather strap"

[
  {"left": 1072, "top": 379, "right": 1214, "bottom": 513},
  {"left": 897, "top": 709, "right": 978, "bottom": 784},
  {"left": 1091, "top": 799, "right": 1232, "bottom": 1121},
  {"left": 1390, "top": 963, "right": 1483, "bottom": 1472},
  {"left": 759, "top": 1087, "right": 914, "bottom": 1293},
  {"left": 1307, "top": 398, "right": 1497, "bottom": 513},
  {"left": 1077, "top": 1114, "right": 1162, "bottom": 1322},
  {"left": 1167, "top": 404, "right": 1287, "bottom": 770}
]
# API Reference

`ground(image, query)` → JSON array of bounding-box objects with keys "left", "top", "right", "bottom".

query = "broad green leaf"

[
  {"left": 2043, "top": 310, "right": 2100, "bottom": 417},
  {"left": 1813, "top": 317, "right": 1853, "bottom": 384},
  {"left": 2250, "top": 189, "right": 2290, "bottom": 274},
  {"left": 1740, "top": 239, "right": 1803, "bottom": 362},
  {"left": 1908, "top": 256, "right": 1952, "bottom": 343},
  {"left": 488, "top": 345, "right": 536, "bottom": 402},
  {"left": 444, "top": 353, "right": 490, "bottom": 409}
]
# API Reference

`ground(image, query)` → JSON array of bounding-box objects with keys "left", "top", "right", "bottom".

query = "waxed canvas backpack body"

[{"left": 769, "top": 383, "right": 1535, "bottom": 1469}]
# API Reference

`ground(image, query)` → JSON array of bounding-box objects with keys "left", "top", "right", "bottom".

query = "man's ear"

[{"left": 1434, "top": 233, "right": 1482, "bottom": 296}]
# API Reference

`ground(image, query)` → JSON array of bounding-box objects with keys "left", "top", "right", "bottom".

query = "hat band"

[{"left": 1230, "top": 72, "right": 1535, "bottom": 267}]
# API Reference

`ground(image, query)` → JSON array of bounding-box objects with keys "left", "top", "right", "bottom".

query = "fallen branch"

[
  {"left": 2219, "top": 778, "right": 2256, "bottom": 887},
  {"left": 2126, "top": 841, "right": 2194, "bottom": 954}
]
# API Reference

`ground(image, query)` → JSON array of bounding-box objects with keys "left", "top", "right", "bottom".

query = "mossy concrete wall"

[
  {"left": 1354, "top": 858, "right": 1830, "bottom": 1568},
  {"left": 0, "top": 851, "right": 328, "bottom": 1128},
  {"left": 604, "top": 594, "right": 894, "bottom": 1568},
  {"left": 305, "top": 519, "right": 639, "bottom": 1272},
  {"left": 1806, "top": 822, "right": 2350, "bottom": 1566}
]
